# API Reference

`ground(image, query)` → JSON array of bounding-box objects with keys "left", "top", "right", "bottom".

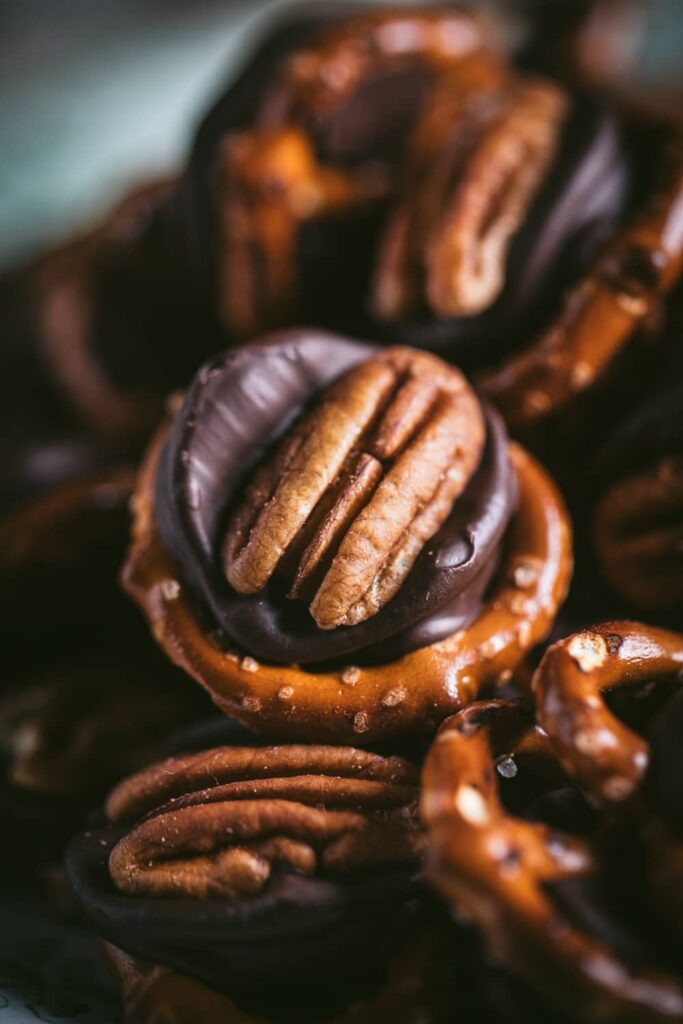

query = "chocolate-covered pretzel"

[
  {"left": 184, "top": 5, "right": 496, "bottom": 339},
  {"left": 124, "top": 331, "right": 572, "bottom": 742},
  {"left": 12, "top": 3, "right": 669, "bottom": 452},
  {"left": 424, "top": 622, "right": 683, "bottom": 1023},
  {"left": 100, "top": 922, "right": 459, "bottom": 1024},
  {"left": 592, "top": 381, "right": 683, "bottom": 614},
  {"left": 67, "top": 728, "right": 429, "bottom": 1022},
  {"left": 2, "top": 178, "right": 211, "bottom": 448}
]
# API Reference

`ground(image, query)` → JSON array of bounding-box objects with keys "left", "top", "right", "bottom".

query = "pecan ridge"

[
  {"left": 107, "top": 745, "right": 422, "bottom": 900},
  {"left": 222, "top": 347, "right": 485, "bottom": 629},
  {"left": 374, "top": 77, "right": 567, "bottom": 320}
]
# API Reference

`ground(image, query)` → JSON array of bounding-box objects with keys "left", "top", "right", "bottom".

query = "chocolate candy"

[
  {"left": 67, "top": 722, "right": 424, "bottom": 1021},
  {"left": 154, "top": 331, "right": 517, "bottom": 665}
]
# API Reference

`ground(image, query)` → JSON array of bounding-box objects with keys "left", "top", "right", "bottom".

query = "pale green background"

[{"left": 0, "top": 0, "right": 681, "bottom": 269}]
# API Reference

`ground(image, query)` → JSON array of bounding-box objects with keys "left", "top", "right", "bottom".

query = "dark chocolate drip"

[
  {"left": 381, "top": 99, "right": 630, "bottom": 371},
  {"left": 155, "top": 331, "right": 516, "bottom": 666}
]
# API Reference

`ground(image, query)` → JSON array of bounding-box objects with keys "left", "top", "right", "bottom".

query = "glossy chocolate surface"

[
  {"left": 384, "top": 100, "right": 630, "bottom": 370},
  {"left": 66, "top": 719, "right": 420, "bottom": 1021},
  {"left": 154, "top": 331, "right": 516, "bottom": 665}
]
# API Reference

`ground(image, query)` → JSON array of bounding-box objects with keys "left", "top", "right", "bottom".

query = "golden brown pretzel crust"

[
  {"left": 533, "top": 621, "right": 683, "bottom": 803},
  {"left": 422, "top": 696, "right": 683, "bottom": 1023},
  {"left": 123, "top": 429, "right": 572, "bottom": 743},
  {"left": 102, "top": 928, "right": 451, "bottom": 1024},
  {"left": 479, "top": 133, "right": 683, "bottom": 428}
]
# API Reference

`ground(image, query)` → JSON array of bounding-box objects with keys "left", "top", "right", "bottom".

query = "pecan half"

[
  {"left": 373, "top": 77, "right": 567, "bottom": 320},
  {"left": 222, "top": 348, "right": 485, "bottom": 629},
  {"left": 107, "top": 745, "right": 421, "bottom": 900}
]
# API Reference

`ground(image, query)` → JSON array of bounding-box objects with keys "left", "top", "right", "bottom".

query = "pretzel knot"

[{"left": 423, "top": 622, "right": 683, "bottom": 1023}]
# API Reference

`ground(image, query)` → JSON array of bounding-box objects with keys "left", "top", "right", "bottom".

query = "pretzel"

[
  {"left": 424, "top": 622, "right": 683, "bottom": 1022},
  {"left": 123, "top": 428, "right": 571, "bottom": 743},
  {"left": 33, "top": 179, "right": 178, "bottom": 441},
  {"left": 214, "top": 7, "right": 502, "bottom": 337},
  {"left": 533, "top": 622, "right": 683, "bottom": 803},
  {"left": 479, "top": 133, "right": 683, "bottom": 428}
]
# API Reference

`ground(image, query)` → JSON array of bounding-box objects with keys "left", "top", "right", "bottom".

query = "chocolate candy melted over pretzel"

[
  {"left": 188, "top": 4, "right": 631, "bottom": 376},
  {"left": 593, "top": 383, "right": 683, "bottom": 613},
  {"left": 424, "top": 622, "right": 683, "bottom": 1023},
  {"left": 154, "top": 331, "right": 516, "bottom": 665},
  {"left": 67, "top": 726, "right": 423, "bottom": 1019}
]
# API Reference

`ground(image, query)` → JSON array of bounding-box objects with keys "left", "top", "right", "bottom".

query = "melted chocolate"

[
  {"left": 66, "top": 719, "right": 421, "bottom": 1022},
  {"left": 381, "top": 100, "right": 630, "bottom": 371},
  {"left": 155, "top": 331, "right": 516, "bottom": 665}
]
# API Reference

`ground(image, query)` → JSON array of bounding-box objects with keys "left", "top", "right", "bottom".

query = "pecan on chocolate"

[
  {"left": 106, "top": 744, "right": 422, "bottom": 899},
  {"left": 222, "top": 347, "right": 485, "bottom": 629},
  {"left": 373, "top": 77, "right": 568, "bottom": 321},
  {"left": 214, "top": 7, "right": 496, "bottom": 338},
  {"left": 595, "top": 454, "right": 683, "bottom": 612}
]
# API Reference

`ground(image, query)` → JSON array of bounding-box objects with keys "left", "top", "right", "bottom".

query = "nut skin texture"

[
  {"left": 222, "top": 347, "right": 485, "bottom": 629},
  {"left": 106, "top": 744, "right": 421, "bottom": 901},
  {"left": 124, "top": 413, "right": 572, "bottom": 742},
  {"left": 423, "top": 623, "right": 683, "bottom": 1024},
  {"left": 374, "top": 76, "right": 567, "bottom": 321},
  {"left": 66, "top": 719, "right": 425, "bottom": 1020}
]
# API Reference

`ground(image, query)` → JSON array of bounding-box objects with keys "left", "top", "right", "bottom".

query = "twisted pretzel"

[{"left": 424, "top": 622, "right": 683, "bottom": 1022}]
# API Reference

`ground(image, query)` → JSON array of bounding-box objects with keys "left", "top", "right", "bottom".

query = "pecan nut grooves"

[
  {"left": 222, "top": 347, "right": 485, "bottom": 629},
  {"left": 124, "top": 330, "right": 572, "bottom": 741}
]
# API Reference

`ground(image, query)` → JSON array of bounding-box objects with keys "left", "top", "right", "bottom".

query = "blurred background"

[{"left": 0, "top": 0, "right": 682, "bottom": 271}]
